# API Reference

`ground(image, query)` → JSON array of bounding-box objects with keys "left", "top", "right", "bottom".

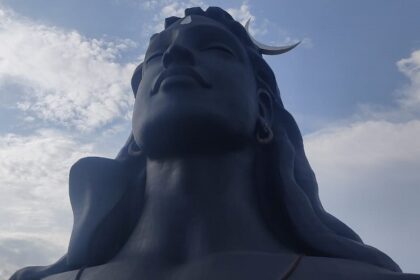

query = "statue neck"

[{"left": 117, "top": 145, "right": 300, "bottom": 264}]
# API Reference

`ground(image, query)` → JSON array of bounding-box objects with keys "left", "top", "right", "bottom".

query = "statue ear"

[
  {"left": 257, "top": 88, "right": 273, "bottom": 125},
  {"left": 131, "top": 63, "right": 143, "bottom": 97}
]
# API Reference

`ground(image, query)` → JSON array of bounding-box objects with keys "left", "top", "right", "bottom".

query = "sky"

[{"left": 0, "top": 0, "right": 419, "bottom": 278}]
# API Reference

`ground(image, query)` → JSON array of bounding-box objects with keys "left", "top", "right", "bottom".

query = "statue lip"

[{"left": 152, "top": 66, "right": 212, "bottom": 95}]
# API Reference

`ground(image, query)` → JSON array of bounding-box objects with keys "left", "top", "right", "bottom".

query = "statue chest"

[{"left": 43, "top": 252, "right": 416, "bottom": 280}]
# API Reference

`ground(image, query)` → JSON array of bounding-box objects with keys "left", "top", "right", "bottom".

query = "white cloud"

[
  {"left": 227, "top": 3, "right": 268, "bottom": 37},
  {"left": 227, "top": 4, "right": 307, "bottom": 48},
  {"left": 0, "top": 8, "right": 137, "bottom": 131},
  {"left": 226, "top": 3, "right": 254, "bottom": 26},
  {"left": 397, "top": 50, "right": 420, "bottom": 110},
  {"left": 0, "top": 130, "right": 94, "bottom": 275},
  {"left": 306, "top": 120, "right": 420, "bottom": 172},
  {"left": 303, "top": 49, "right": 420, "bottom": 273},
  {"left": 160, "top": 0, "right": 204, "bottom": 18},
  {"left": 141, "top": 0, "right": 208, "bottom": 34}
]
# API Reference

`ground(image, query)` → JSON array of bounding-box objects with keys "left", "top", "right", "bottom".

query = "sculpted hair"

[{"left": 118, "top": 6, "right": 401, "bottom": 272}]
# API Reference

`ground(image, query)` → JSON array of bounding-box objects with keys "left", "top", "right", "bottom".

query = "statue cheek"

[{"left": 132, "top": 100, "right": 148, "bottom": 145}]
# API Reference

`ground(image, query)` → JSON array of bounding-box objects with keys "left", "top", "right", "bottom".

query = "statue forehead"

[
  {"left": 169, "top": 15, "right": 230, "bottom": 30},
  {"left": 149, "top": 15, "right": 240, "bottom": 46}
]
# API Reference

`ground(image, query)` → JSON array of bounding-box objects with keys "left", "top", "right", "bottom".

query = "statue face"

[{"left": 132, "top": 15, "right": 259, "bottom": 157}]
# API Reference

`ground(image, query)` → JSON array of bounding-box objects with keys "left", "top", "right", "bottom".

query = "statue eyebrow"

[
  {"left": 185, "top": 25, "right": 245, "bottom": 59},
  {"left": 146, "top": 24, "right": 245, "bottom": 60}
]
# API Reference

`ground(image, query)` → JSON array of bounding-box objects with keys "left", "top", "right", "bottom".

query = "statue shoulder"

[
  {"left": 69, "top": 156, "right": 128, "bottom": 196},
  {"left": 9, "top": 157, "right": 144, "bottom": 279},
  {"left": 68, "top": 156, "right": 131, "bottom": 213},
  {"left": 67, "top": 156, "right": 142, "bottom": 267}
]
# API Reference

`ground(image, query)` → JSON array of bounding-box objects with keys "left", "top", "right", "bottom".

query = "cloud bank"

[
  {"left": 0, "top": 130, "right": 93, "bottom": 275},
  {"left": 0, "top": 8, "right": 136, "bottom": 131}
]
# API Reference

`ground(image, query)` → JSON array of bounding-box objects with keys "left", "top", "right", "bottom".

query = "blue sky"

[{"left": 0, "top": 0, "right": 419, "bottom": 278}]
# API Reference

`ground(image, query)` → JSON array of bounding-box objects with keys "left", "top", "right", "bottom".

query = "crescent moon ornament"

[{"left": 245, "top": 19, "right": 301, "bottom": 55}]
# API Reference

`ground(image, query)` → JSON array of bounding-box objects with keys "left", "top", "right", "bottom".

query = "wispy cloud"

[
  {"left": 397, "top": 50, "right": 420, "bottom": 111},
  {"left": 227, "top": 3, "right": 307, "bottom": 47},
  {"left": 0, "top": 8, "right": 136, "bottom": 132},
  {"left": 226, "top": 3, "right": 254, "bottom": 25},
  {"left": 141, "top": 0, "right": 208, "bottom": 34},
  {"left": 227, "top": 3, "right": 268, "bottom": 37}
]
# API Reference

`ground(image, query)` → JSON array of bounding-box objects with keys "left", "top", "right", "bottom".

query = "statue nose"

[{"left": 162, "top": 44, "right": 195, "bottom": 68}]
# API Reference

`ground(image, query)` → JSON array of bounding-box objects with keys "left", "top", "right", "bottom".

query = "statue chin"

[{"left": 137, "top": 112, "right": 253, "bottom": 158}]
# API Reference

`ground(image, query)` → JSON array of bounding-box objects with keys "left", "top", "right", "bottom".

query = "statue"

[{"left": 10, "top": 7, "right": 420, "bottom": 280}]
